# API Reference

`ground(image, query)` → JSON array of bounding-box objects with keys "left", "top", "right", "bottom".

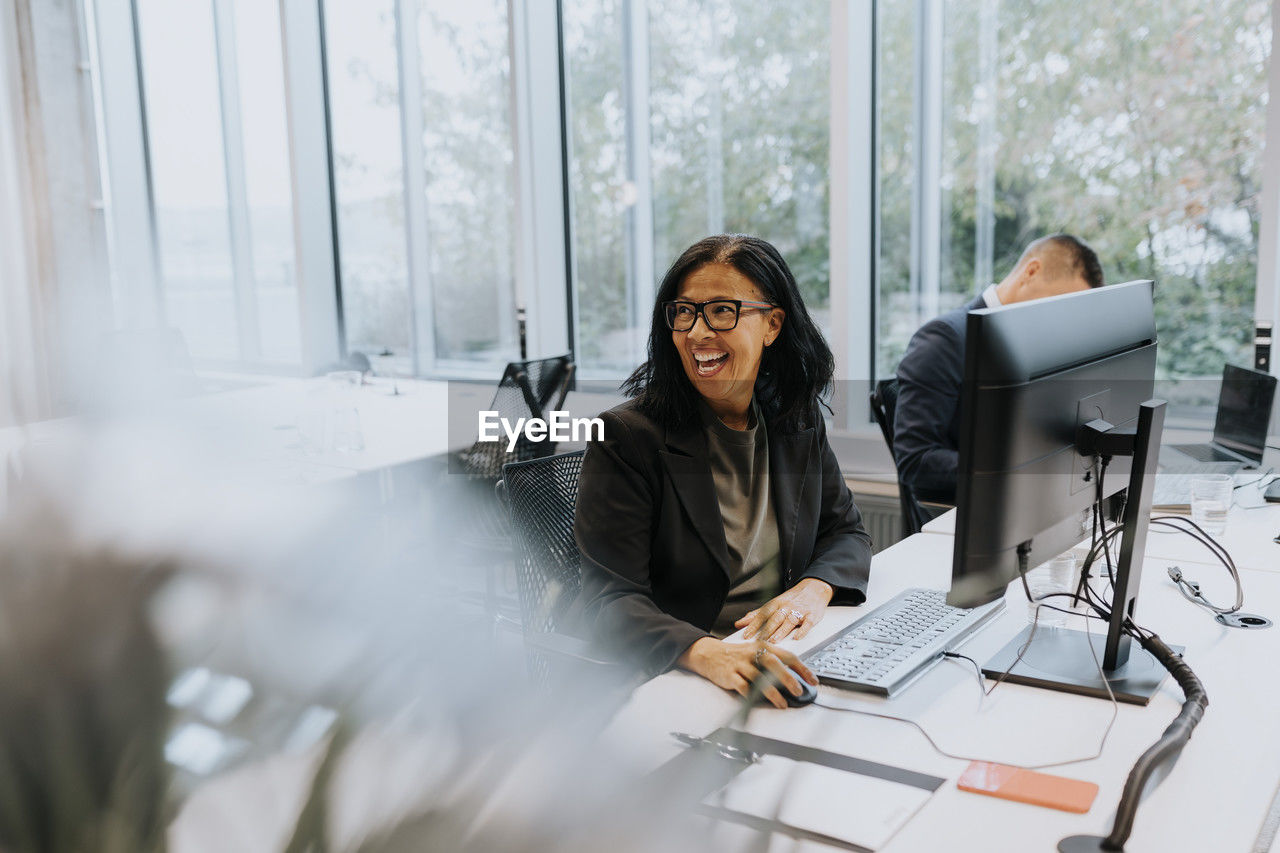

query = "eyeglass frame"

[{"left": 662, "top": 299, "right": 777, "bottom": 332}]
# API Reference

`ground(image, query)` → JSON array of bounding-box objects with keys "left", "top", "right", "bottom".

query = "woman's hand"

[
  {"left": 736, "top": 578, "right": 834, "bottom": 643},
  {"left": 677, "top": 637, "right": 817, "bottom": 709}
]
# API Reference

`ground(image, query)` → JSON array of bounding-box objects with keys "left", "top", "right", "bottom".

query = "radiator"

[{"left": 850, "top": 492, "right": 905, "bottom": 554}]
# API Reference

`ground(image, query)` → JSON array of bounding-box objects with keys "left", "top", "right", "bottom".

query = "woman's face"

[{"left": 672, "top": 263, "right": 785, "bottom": 414}]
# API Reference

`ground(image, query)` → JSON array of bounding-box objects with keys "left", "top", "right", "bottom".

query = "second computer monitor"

[{"left": 948, "top": 279, "right": 1158, "bottom": 609}]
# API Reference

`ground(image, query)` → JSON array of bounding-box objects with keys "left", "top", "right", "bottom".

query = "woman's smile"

[{"left": 692, "top": 348, "right": 729, "bottom": 377}]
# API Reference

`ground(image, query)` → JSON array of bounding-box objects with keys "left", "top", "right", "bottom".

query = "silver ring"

[
  {"left": 789, "top": 609, "right": 804, "bottom": 622},
  {"left": 753, "top": 646, "right": 767, "bottom": 666}
]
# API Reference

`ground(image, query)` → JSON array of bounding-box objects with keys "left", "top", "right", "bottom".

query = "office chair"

[
  {"left": 870, "top": 378, "right": 949, "bottom": 537},
  {"left": 497, "top": 450, "right": 617, "bottom": 688},
  {"left": 450, "top": 356, "right": 576, "bottom": 624},
  {"left": 454, "top": 355, "right": 576, "bottom": 482}
]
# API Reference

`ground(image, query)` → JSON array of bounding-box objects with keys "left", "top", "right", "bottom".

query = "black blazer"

[
  {"left": 892, "top": 294, "right": 987, "bottom": 504},
  {"left": 574, "top": 400, "right": 873, "bottom": 678}
]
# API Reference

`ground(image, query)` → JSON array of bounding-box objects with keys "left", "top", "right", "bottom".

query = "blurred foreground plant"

[
  {"left": 0, "top": 525, "right": 172, "bottom": 853},
  {"left": 0, "top": 518, "right": 712, "bottom": 853}
]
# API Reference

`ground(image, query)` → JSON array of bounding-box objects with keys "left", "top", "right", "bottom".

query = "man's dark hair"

[
  {"left": 1043, "top": 233, "right": 1104, "bottom": 289},
  {"left": 621, "top": 234, "right": 834, "bottom": 434}
]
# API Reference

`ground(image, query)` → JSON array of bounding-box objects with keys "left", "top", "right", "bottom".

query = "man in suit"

[{"left": 893, "top": 234, "right": 1105, "bottom": 504}]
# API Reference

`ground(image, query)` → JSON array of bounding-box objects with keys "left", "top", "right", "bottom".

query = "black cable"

[
  {"left": 1059, "top": 492, "right": 1213, "bottom": 848},
  {"left": 1089, "top": 632, "right": 1208, "bottom": 850},
  {"left": 1079, "top": 526, "right": 1123, "bottom": 620},
  {"left": 1234, "top": 468, "right": 1275, "bottom": 490},
  {"left": 1150, "top": 515, "right": 1245, "bottom": 616},
  {"left": 942, "top": 651, "right": 984, "bottom": 688},
  {"left": 1152, "top": 519, "right": 1235, "bottom": 570},
  {"left": 1097, "top": 457, "right": 1118, "bottom": 592}
]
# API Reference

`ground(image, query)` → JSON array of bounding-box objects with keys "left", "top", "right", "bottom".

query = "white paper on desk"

[{"left": 704, "top": 755, "right": 933, "bottom": 851}]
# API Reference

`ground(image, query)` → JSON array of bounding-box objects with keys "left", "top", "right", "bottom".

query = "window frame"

[{"left": 91, "top": 0, "right": 1280, "bottom": 408}]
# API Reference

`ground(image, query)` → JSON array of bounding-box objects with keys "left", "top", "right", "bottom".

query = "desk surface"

[
  {"left": 0, "top": 375, "right": 457, "bottom": 490},
  {"left": 921, "top": 485, "right": 1280, "bottom": 574},
  {"left": 602, "top": 531, "right": 1280, "bottom": 852}
]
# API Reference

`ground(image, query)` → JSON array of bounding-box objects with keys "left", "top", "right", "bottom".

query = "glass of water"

[
  {"left": 1025, "top": 552, "right": 1080, "bottom": 629},
  {"left": 1190, "top": 474, "right": 1233, "bottom": 536}
]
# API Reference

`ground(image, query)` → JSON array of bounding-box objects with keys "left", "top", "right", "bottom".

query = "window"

[
  {"left": 324, "top": 0, "right": 519, "bottom": 376},
  {"left": 136, "top": 0, "right": 236, "bottom": 360},
  {"left": 877, "top": 0, "right": 1273, "bottom": 408},
  {"left": 563, "top": 0, "right": 631, "bottom": 372},
  {"left": 875, "top": 0, "right": 918, "bottom": 378},
  {"left": 323, "top": 0, "right": 411, "bottom": 372},
  {"left": 231, "top": 0, "right": 300, "bottom": 363},
  {"left": 564, "top": 0, "right": 830, "bottom": 376},
  {"left": 134, "top": 0, "right": 300, "bottom": 365},
  {"left": 417, "top": 0, "right": 520, "bottom": 367},
  {"left": 98, "top": 0, "right": 1280, "bottom": 400}
]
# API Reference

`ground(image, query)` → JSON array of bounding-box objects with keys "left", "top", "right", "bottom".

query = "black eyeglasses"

[{"left": 663, "top": 299, "right": 775, "bottom": 332}]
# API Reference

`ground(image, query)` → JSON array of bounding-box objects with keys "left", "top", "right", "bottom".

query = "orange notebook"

[{"left": 957, "top": 761, "right": 1098, "bottom": 813}]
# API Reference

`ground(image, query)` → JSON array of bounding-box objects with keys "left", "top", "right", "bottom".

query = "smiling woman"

[{"left": 573, "top": 235, "right": 873, "bottom": 709}]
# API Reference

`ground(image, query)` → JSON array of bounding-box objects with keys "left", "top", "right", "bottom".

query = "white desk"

[
  {"left": 921, "top": 497, "right": 1279, "bottom": 576},
  {"left": 601, "top": 531, "right": 1280, "bottom": 852},
  {"left": 921, "top": 508, "right": 957, "bottom": 535},
  {"left": 0, "top": 375, "right": 464, "bottom": 496},
  {"left": 174, "top": 375, "right": 457, "bottom": 475}
]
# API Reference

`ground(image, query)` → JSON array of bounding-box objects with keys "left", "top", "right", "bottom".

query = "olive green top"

[{"left": 700, "top": 399, "right": 782, "bottom": 636}]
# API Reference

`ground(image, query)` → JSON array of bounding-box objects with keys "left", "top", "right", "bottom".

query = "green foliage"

[
  {"left": 568, "top": 0, "right": 831, "bottom": 370},
  {"left": 337, "top": 0, "right": 1269, "bottom": 382},
  {"left": 887, "top": 0, "right": 1270, "bottom": 380}
]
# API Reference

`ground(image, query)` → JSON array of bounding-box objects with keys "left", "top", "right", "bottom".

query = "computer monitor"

[{"left": 948, "top": 279, "right": 1175, "bottom": 704}]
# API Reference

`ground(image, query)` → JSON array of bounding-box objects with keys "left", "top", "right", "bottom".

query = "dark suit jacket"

[
  {"left": 892, "top": 294, "right": 987, "bottom": 505},
  {"left": 574, "top": 400, "right": 873, "bottom": 678}
]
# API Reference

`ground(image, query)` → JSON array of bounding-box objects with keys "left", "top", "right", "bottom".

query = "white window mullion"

[
  {"left": 705, "top": 0, "right": 724, "bottom": 235},
  {"left": 279, "top": 0, "right": 340, "bottom": 373},
  {"left": 622, "top": 0, "right": 654, "bottom": 366},
  {"left": 1254, "top": 0, "right": 1280, "bottom": 376},
  {"left": 911, "top": 0, "right": 942, "bottom": 322},
  {"left": 829, "top": 0, "right": 874, "bottom": 424},
  {"left": 509, "top": 0, "right": 570, "bottom": 361},
  {"left": 90, "top": 0, "right": 161, "bottom": 328},
  {"left": 395, "top": 0, "right": 434, "bottom": 375},
  {"left": 211, "top": 0, "right": 261, "bottom": 362},
  {"left": 973, "top": 0, "right": 998, "bottom": 292}
]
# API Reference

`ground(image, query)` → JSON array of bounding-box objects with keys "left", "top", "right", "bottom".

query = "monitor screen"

[{"left": 1212, "top": 363, "right": 1277, "bottom": 463}]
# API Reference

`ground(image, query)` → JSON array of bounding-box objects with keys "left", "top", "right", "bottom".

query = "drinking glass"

[{"left": 1190, "top": 474, "right": 1233, "bottom": 536}]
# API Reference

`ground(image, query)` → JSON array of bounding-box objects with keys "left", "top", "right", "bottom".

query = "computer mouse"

[
  {"left": 763, "top": 665, "right": 818, "bottom": 707},
  {"left": 1264, "top": 479, "right": 1280, "bottom": 503}
]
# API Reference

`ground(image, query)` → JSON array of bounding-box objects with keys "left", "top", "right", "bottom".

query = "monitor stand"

[{"left": 981, "top": 400, "right": 1177, "bottom": 706}]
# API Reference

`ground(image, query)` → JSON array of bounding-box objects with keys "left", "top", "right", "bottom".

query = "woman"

[{"left": 575, "top": 235, "right": 873, "bottom": 709}]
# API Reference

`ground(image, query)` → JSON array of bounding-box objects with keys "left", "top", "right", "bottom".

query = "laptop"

[
  {"left": 1167, "top": 364, "right": 1276, "bottom": 469},
  {"left": 1153, "top": 365, "right": 1276, "bottom": 508}
]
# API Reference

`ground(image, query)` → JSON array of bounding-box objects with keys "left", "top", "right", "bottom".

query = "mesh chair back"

[
  {"left": 458, "top": 355, "right": 575, "bottom": 481},
  {"left": 499, "top": 451, "right": 585, "bottom": 684},
  {"left": 521, "top": 355, "right": 575, "bottom": 414},
  {"left": 500, "top": 450, "right": 585, "bottom": 636},
  {"left": 871, "top": 378, "right": 934, "bottom": 537}
]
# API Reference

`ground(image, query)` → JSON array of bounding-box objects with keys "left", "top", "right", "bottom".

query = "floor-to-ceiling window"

[
  {"left": 135, "top": 0, "right": 299, "bottom": 366},
  {"left": 564, "top": 0, "right": 831, "bottom": 377},
  {"left": 878, "top": 0, "right": 1272, "bottom": 413},
  {"left": 100, "top": 0, "right": 1279, "bottom": 409}
]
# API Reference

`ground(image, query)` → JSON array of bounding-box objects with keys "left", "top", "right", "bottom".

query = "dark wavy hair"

[{"left": 621, "top": 234, "right": 834, "bottom": 434}]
